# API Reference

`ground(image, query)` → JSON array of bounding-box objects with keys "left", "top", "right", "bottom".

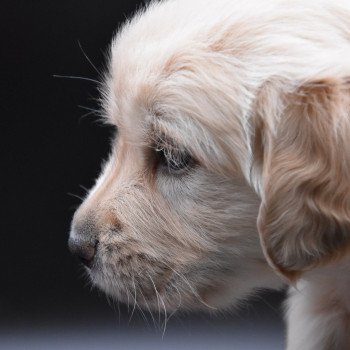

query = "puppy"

[{"left": 69, "top": 0, "right": 350, "bottom": 348}]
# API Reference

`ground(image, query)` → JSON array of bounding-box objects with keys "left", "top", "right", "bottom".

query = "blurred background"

[{"left": 1, "top": 1, "right": 285, "bottom": 349}]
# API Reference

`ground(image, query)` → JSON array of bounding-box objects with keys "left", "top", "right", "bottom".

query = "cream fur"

[{"left": 70, "top": 1, "right": 350, "bottom": 348}]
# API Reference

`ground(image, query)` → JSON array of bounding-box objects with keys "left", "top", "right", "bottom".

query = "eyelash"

[{"left": 155, "top": 145, "right": 193, "bottom": 174}]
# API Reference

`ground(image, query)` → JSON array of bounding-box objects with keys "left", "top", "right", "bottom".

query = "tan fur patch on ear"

[{"left": 257, "top": 77, "right": 350, "bottom": 280}]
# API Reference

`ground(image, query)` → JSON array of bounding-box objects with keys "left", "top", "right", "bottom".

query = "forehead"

[
  {"left": 102, "top": 6, "right": 216, "bottom": 137},
  {"left": 103, "top": 48, "right": 195, "bottom": 147},
  {"left": 101, "top": 42, "right": 246, "bottom": 174},
  {"left": 99, "top": 1, "right": 252, "bottom": 175}
]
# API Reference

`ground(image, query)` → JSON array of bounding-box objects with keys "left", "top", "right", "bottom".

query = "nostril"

[
  {"left": 78, "top": 244, "right": 95, "bottom": 267},
  {"left": 68, "top": 238, "right": 97, "bottom": 268}
]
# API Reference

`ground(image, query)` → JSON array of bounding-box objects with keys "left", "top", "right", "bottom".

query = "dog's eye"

[{"left": 155, "top": 147, "right": 193, "bottom": 174}]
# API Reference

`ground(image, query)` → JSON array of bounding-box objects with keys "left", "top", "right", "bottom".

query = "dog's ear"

[{"left": 255, "top": 77, "right": 350, "bottom": 281}]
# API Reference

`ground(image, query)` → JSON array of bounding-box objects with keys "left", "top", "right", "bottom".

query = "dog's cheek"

[
  {"left": 156, "top": 168, "right": 218, "bottom": 212},
  {"left": 156, "top": 168, "right": 260, "bottom": 241}
]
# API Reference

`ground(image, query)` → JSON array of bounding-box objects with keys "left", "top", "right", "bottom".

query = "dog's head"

[{"left": 69, "top": 1, "right": 350, "bottom": 311}]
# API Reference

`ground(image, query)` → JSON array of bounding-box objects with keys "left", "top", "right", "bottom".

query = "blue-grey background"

[{"left": 1, "top": 1, "right": 285, "bottom": 348}]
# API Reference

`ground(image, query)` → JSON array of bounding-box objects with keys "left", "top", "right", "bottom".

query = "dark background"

[{"left": 1, "top": 1, "right": 284, "bottom": 349}]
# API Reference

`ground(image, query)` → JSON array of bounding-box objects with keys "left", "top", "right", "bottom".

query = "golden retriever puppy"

[{"left": 69, "top": 0, "right": 350, "bottom": 348}]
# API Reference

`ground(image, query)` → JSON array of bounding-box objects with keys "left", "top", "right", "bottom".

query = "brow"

[{"left": 148, "top": 118, "right": 186, "bottom": 150}]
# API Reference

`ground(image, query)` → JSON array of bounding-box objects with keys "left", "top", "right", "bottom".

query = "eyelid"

[
  {"left": 152, "top": 130, "right": 196, "bottom": 162},
  {"left": 154, "top": 143, "right": 185, "bottom": 164},
  {"left": 154, "top": 134, "right": 182, "bottom": 152}
]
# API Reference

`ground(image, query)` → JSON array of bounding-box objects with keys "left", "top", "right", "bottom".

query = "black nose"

[{"left": 68, "top": 238, "right": 97, "bottom": 268}]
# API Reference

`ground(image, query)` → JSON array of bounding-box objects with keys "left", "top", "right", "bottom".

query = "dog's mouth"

[{"left": 86, "top": 256, "right": 219, "bottom": 313}]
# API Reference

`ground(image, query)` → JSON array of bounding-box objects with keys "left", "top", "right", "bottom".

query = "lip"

[{"left": 81, "top": 258, "right": 93, "bottom": 268}]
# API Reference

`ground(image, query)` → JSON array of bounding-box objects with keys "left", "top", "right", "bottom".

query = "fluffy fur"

[{"left": 70, "top": 0, "right": 350, "bottom": 348}]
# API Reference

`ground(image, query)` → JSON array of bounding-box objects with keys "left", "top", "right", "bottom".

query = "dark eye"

[{"left": 156, "top": 147, "right": 193, "bottom": 174}]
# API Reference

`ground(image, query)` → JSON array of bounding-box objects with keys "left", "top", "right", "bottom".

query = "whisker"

[
  {"left": 148, "top": 273, "right": 162, "bottom": 328},
  {"left": 79, "top": 184, "right": 89, "bottom": 193},
  {"left": 136, "top": 303, "right": 150, "bottom": 327},
  {"left": 67, "top": 192, "right": 84, "bottom": 201},
  {"left": 117, "top": 300, "right": 121, "bottom": 325},
  {"left": 159, "top": 292, "right": 168, "bottom": 338},
  {"left": 77, "top": 40, "right": 100, "bottom": 75},
  {"left": 106, "top": 295, "right": 122, "bottom": 326},
  {"left": 146, "top": 273, "right": 168, "bottom": 337},
  {"left": 79, "top": 110, "right": 99, "bottom": 122},
  {"left": 125, "top": 285, "right": 131, "bottom": 313},
  {"left": 129, "top": 275, "right": 138, "bottom": 324},
  {"left": 77, "top": 105, "right": 102, "bottom": 123},
  {"left": 137, "top": 279, "right": 157, "bottom": 330},
  {"left": 165, "top": 282, "right": 182, "bottom": 323},
  {"left": 53, "top": 74, "right": 100, "bottom": 85},
  {"left": 105, "top": 294, "right": 113, "bottom": 308},
  {"left": 253, "top": 293, "right": 281, "bottom": 314},
  {"left": 130, "top": 275, "right": 150, "bottom": 327},
  {"left": 78, "top": 105, "right": 101, "bottom": 114},
  {"left": 165, "top": 265, "right": 217, "bottom": 311}
]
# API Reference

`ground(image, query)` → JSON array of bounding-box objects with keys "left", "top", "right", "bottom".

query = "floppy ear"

[{"left": 255, "top": 77, "right": 350, "bottom": 281}]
